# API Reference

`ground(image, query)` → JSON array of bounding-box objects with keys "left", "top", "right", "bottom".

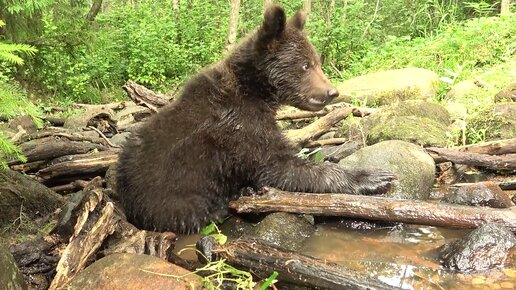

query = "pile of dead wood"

[{"left": 4, "top": 80, "right": 516, "bottom": 289}]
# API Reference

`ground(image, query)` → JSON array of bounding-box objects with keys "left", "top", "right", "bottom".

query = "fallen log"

[
  {"left": 276, "top": 103, "right": 375, "bottom": 121},
  {"left": 199, "top": 237, "right": 394, "bottom": 290},
  {"left": 36, "top": 150, "right": 118, "bottom": 184},
  {"left": 49, "top": 190, "right": 119, "bottom": 290},
  {"left": 426, "top": 147, "right": 516, "bottom": 170},
  {"left": 456, "top": 138, "right": 516, "bottom": 155},
  {"left": 11, "top": 178, "right": 178, "bottom": 289},
  {"left": 17, "top": 129, "right": 108, "bottom": 146},
  {"left": 229, "top": 187, "right": 516, "bottom": 232},
  {"left": 123, "top": 80, "right": 170, "bottom": 112},
  {"left": 10, "top": 136, "right": 108, "bottom": 165},
  {"left": 50, "top": 179, "right": 91, "bottom": 193},
  {"left": 284, "top": 107, "right": 353, "bottom": 146}
]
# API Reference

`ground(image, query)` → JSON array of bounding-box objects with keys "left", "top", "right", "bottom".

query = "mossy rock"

[
  {"left": 335, "top": 68, "right": 439, "bottom": 106},
  {"left": 339, "top": 140, "right": 435, "bottom": 200},
  {"left": 467, "top": 103, "right": 516, "bottom": 141},
  {"left": 367, "top": 116, "right": 448, "bottom": 147},
  {"left": 340, "top": 100, "right": 450, "bottom": 146}
]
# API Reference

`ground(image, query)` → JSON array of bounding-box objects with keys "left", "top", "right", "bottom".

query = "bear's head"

[{"left": 254, "top": 5, "right": 339, "bottom": 111}]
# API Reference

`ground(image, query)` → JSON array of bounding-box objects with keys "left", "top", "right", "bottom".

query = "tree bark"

[
  {"left": 11, "top": 136, "right": 108, "bottom": 165},
  {"left": 501, "top": 0, "right": 511, "bottom": 15},
  {"left": 303, "top": 0, "right": 311, "bottom": 14},
  {"left": 36, "top": 150, "right": 119, "bottom": 185},
  {"left": 204, "top": 237, "right": 394, "bottom": 290},
  {"left": 123, "top": 80, "right": 170, "bottom": 112},
  {"left": 229, "top": 187, "right": 516, "bottom": 232},
  {"left": 226, "top": 0, "right": 241, "bottom": 51},
  {"left": 85, "top": 0, "right": 103, "bottom": 21}
]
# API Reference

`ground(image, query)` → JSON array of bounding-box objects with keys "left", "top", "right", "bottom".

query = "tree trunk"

[
  {"left": 225, "top": 0, "right": 241, "bottom": 51},
  {"left": 303, "top": 0, "right": 311, "bottom": 14},
  {"left": 501, "top": 0, "right": 511, "bottom": 15},
  {"left": 85, "top": 0, "right": 103, "bottom": 21},
  {"left": 263, "top": 0, "right": 273, "bottom": 10}
]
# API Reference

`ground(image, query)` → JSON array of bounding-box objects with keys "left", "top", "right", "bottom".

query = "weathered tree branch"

[
  {"left": 284, "top": 107, "right": 353, "bottom": 145},
  {"left": 229, "top": 187, "right": 516, "bottom": 232},
  {"left": 122, "top": 80, "right": 170, "bottom": 112}
]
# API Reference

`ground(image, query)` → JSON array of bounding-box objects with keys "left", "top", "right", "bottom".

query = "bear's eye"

[{"left": 302, "top": 63, "right": 310, "bottom": 71}]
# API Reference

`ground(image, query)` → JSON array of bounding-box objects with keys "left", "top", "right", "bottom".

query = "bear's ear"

[
  {"left": 288, "top": 11, "right": 306, "bottom": 31},
  {"left": 257, "top": 5, "right": 286, "bottom": 45}
]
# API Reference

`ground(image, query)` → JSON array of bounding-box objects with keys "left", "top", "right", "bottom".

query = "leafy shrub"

[{"left": 351, "top": 15, "right": 516, "bottom": 79}]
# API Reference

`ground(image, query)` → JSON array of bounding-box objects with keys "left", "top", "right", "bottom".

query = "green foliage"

[
  {"left": 0, "top": 20, "right": 41, "bottom": 168},
  {"left": 0, "top": 20, "right": 37, "bottom": 65},
  {"left": 201, "top": 222, "right": 227, "bottom": 245},
  {"left": 0, "top": 81, "right": 42, "bottom": 168},
  {"left": 351, "top": 15, "right": 515, "bottom": 79},
  {"left": 0, "top": 132, "right": 26, "bottom": 169},
  {"left": 0, "top": 0, "right": 513, "bottom": 104}
]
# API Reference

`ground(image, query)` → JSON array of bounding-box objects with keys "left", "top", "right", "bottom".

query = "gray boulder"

[{"left": 339, "top": 140, "right": 435, "bottom": 200}]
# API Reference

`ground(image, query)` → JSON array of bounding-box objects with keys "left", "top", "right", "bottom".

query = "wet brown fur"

[{"left": 117, "top": 6, "right": 395, "bottom": 233}]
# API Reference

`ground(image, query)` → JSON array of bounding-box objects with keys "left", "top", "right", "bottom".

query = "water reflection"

[{"left": 302, "top": 223, "right": 516, "bottom": 289}]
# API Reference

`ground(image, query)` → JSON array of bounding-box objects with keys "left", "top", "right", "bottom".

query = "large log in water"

[
  {"left": 229, "top": 187, "right": 516, "bottom": 232},
  {"left": 203, "top": 237, "right": 394, "bottom": 290}
]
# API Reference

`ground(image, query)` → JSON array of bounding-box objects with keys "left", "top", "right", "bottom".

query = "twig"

[
  {"left": 10, "top": 125, "right": 27, "bottom": 143},
  {"left": 87, "top": 126, "right": 121, "bottom": 148},
  {"left": 305, "top": 138, "right": 348, "bottom": 148}
]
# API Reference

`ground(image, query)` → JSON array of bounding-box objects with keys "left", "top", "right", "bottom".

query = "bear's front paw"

[{"left": 352, "top": 169, "right": 397, "bottom": 195}]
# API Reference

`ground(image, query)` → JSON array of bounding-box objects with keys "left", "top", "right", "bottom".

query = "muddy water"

[{"left": 302, "top": 222, "right": 516, "bottom": 289}]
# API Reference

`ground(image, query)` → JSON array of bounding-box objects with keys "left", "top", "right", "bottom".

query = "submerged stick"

[{"left": 229, "top": 187, "right": 516, "bottom": 232}]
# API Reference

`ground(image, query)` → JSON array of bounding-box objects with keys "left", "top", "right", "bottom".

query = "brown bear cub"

[{"left": 117, "top": 5, "right": 395, "bottom": 234}]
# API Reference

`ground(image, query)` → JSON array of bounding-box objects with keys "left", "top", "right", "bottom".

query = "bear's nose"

[{"left": 327, "top": 88, "right": 339, "bottom": 99}]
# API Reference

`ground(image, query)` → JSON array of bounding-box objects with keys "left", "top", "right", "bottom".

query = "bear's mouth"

[{"left": 307, "top": 97, "right": 326, "bottom": 109}]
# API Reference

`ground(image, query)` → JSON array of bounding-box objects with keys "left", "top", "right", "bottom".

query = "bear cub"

[{"left": 117, "top": 5, "right": 395, "bottom": 234}]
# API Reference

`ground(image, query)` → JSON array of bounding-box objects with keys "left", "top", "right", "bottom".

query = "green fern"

[
  {"left": 0, "top": 42, "right": 37, "bottom": 65},
  {"left": 0, "top": 132, "right": 26, "bottom": 170},
  {"left": 0, "top": 19, "right": 40, "bottom": 168}
]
